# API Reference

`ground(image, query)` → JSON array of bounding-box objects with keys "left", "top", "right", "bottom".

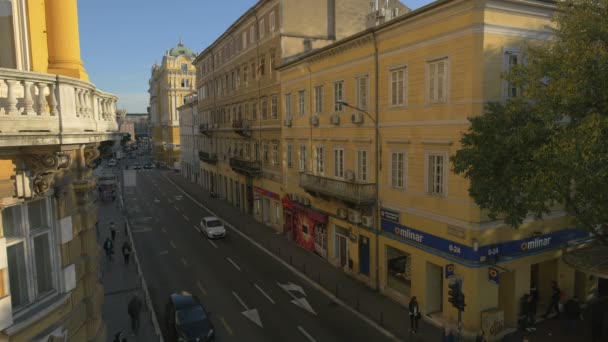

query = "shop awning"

[{"left": 562, "top": 243, "right": 608, "bottom": 279}]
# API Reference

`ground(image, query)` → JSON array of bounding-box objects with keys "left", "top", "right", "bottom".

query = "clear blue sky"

[{"left": 78, "top": 0, "right": 433, "bottom": 113}]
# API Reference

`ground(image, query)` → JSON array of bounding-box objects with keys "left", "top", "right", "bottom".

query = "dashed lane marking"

[
  {"left": 227, "top": 257, "right": 241, "bottom": 272},
  {"left": 220, "top": 316, "right": 234, "bottom": 336},
  {"left": 193, "top": 225, "right": 201, "bottom": 233},
  {"left": 161, "top": 227, "right": 167, "bottom": 234},
  {"left": 181, "top": 258, "right": 188, "bottom": 267},
  {"left": 159, "top": 250, "right": 168, "bottom": 255},
  {"left": 196, "top": 280, "right": 207, "bottom": 295},
  {"left": 254, "top": 284, "right": 275, "bottom": 304},
  {"left": 183, "top": 214, "right": 189, "bottom": 221},
  {"left": 170, "top": 241, "right": 176, "bottom": 249},
  {"left": 208, "top": 239, "right": 218, "bottom": 249},
  {"left": 298, "top": 326, "right": 317, "bottom": 342}
]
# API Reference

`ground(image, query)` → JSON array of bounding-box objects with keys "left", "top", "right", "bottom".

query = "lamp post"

[{"left": 336, "top": 100, "right": 381, "bottom": 291}]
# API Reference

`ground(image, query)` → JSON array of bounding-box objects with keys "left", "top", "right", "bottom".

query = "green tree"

[
  {"left": 121, "top": 133, "right": 132, "bottom": 146},
  {"left": 451, "top": 0, "right": 608, "bottom": 241}
]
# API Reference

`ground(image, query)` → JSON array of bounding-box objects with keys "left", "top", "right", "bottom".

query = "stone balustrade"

[{"left": 0, "top": 68, "right": 120, "bottom": 146}]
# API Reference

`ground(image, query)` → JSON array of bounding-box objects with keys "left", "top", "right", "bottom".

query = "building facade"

[
  {"left": 278, "top": 0, "right": 594, "bottom": 337},
  {"left": 149, "top": 41, "right": 197, "bottom": 167},
  {"left": 194, "top": 0, "right": 382, "bottom": 231},
  {"left": 122, "top": 113, "right": 149, "bottom": 140},
  {"left": 0, "top": 0, "right": 119, "bottom": 340},
  {"left": 178, "top": 94, "right": 199, "bottom": 183}
]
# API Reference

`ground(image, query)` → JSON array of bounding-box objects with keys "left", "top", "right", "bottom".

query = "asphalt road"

[{"left": 120, "top": 158, "right": 393, "bottom": 342}]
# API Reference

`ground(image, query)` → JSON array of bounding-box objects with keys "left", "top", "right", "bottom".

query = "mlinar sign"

[
  {"left": 520, "top": 237, "right": 551, "bottom": 251},
  {"left": 393, "top": 226, "right": 424, "bottom": 243}
]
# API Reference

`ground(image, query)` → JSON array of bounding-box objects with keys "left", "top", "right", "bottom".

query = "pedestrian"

[
  {"left": 475, "top": 330, "right": 487, "bottom": 342},
  {"left": 442, "top": 327, "right": 455, "bottom": 342},
  {"left": 95, "top": 220, "right": 100, "bottom": 237},
  {"left": 544, "top": 280, "right": 561, "bottom": 319},
  {"left": 530, "top": 282, "right": 539, "bottom": 321},
  {"left": 409, "top": 296, "right": 421, "bottom": 333},
  {"left": 122, "top": 241, "right": 132, "bottom": 265},
  {"left": 128, "top": 294, "right": 143, "bottom": 334},
  {"left": 124, "top": 221, "right": 128, "bottom": 236},
  {"left": 564, "top": 296, "right": 581, "bottom": 335},
  {"left": 591, "top": 297, "right": 605, "bottom": 342},
  {"left": 112, "top": 190, "right": 116, "bottom": 202},
  {"left": 103, "top": 237, "right": 114, "bottom": 261},
  {"left": 110, "top": 221, "right": 116, "bottom": 241}
]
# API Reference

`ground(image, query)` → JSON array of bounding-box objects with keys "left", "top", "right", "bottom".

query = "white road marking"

[
  {"left": 278, "top": 282, "right": 316, "bottom": 315},
  {"left": 161, "top": 227, "right": 167, "bottom": 234},
  {"left": 232, "top": 291, "right": 263, "bottom": 328},
  {"left": 208, "top": 239, "right": 218, "bottom": 249},
  {"left": 181, "top": 258, "right": 188, "bottom": 267},
  {"left": 131, "top": 228, "right": 153, "bottom": 234},
  {"left": 298, "top": 326, "right": 317, "bottom": 342},
  {"left": 193, "top": 225, "right": 201, "bottom": 233},
  {"left": 197, "top": 280, "right": 207, "bottom": 295},
  {"left": 164, "top": 175, "right": 400, "bottom": 341},
  {"left": 183, "top": 214, "right": 189, "bottom": 221},
  {"left": 227, "top": 257, "right": 241, "bottom": 271},
  {"left": 170, "top": 241, "right": 176, "bottom": 249},
  {"left": 174, "top": 206, "right": 179, "bottom": 211},
  {"left": 159, "top": 250, "right": 168, "bottom": 255},
  {"left": 232, "top": 291, "right": 248, "bottom": 310},
  {"left": 254, "top": 284, "right": 275, "bottom": 304}
]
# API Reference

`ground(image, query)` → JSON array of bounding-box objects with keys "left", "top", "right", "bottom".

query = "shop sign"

[
  {"left": 380, "top": 208, "right": 400, "bottom": 223},
  {"left": 488, "top": 267, "right": 499, "bottom": 284},
  {"left": 445, "top": 264, "right": 455, "bottom": 279},
  {"left": 253, "top": 186, "right": 280, "bottom": 200}
]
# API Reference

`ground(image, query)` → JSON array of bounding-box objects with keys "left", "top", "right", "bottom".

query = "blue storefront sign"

[
  {"left": 488, "top": 267, "right": 500, "bottom": 284},
  {"left": 380, "top": 208, "right": 400, "bottom": 223},
  {"left": 445, "top": 264, "right": 455, "bottom": 279},
  {"left": 381, "top": 218, "right": 589, "bottom": 264}
]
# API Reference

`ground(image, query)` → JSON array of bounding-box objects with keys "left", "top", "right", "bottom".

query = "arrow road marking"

[
  {"left": 232, "top": 291, "right": 263, "bottom": 328},
  {"left": 197, "top": 280, "right": 207, "bottom": 295},
  {"left": 254, "top": 284, "right": 275, "bottom": 304},
  {"left": 298, "top": 326, "right": 317, "bottom": 342},
  {"left": 277, "top": 282, "right": 316, "bottom": 316},
  {"left": 227, "top": 257, "right": 241, "bottom": 271}
]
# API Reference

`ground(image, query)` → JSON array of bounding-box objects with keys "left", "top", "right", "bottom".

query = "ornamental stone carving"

[
  {"left": 23, "top": 152, "right": 72, "bottom": 197},
  {"left": 83, "top": 145, "right": 101, "bottom": 168}
]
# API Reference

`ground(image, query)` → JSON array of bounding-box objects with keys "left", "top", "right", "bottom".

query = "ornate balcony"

[
  {"left": 232, "top": 119, "right": 251, "bottom": 137},
  {"left": 229, "top": 157, "right": 261, "bottom": 176},
  {"left": 199, "top": 123, "right": 214, "bottom": 136},
  {"left": 199, "top": 151, "right": 218, "bottom": 164},
  {"left": 299, "top": 172, "right": 376, "bottom": 206},
  {"left": 0, "top": 68, "right": 120, "bottom": 146}
]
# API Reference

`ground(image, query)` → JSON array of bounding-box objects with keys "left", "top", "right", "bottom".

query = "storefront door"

[
  {"left": 263, "top": 198, "right": 270, "bottom": 224},
  {"left": 498, "top": 271, "right": 517, "bottom": 328},
  {"left": 425, "top": 262, "right": 443, "bottom": 314},
  {"left": 358, "top": 235, "right": 370, "bottom": 276},
  {"left": 338, "top": 235, "right": 348, "bottom": 268}
]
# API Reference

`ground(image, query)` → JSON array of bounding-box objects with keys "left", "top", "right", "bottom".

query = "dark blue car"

[{"left": 167, "top": 292, "right": 215, "bottom": 342}]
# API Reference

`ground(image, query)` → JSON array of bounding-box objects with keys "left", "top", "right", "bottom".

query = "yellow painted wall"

[{"left": 26, "top": 0, "right": 49, "bottom": 73}]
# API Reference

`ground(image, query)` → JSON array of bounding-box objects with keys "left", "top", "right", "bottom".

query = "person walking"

[
  {"left": 564, "top": 296, "right": 581, "bottom": 335},
  {"left": 544, "top": 280, "right": 561, "bottom": 319},
  {"left": 442, "top": 327, "right": 455, "bottom": 342},
  {"left": 409, "top": 296, "right": 421, "bottom": 333},
  {"left": 530, "top": 283, "right": 539, "bottom": 322},
  {"left": 122, "top": 241, "right": 132, "bottom": 265},
  {"left": 128, "top": 294, "right": 143, "bottom": 334},
  {"left": 103, "top": 237, "right": 114, "bottom": 261},
  {"left": 110, "top": 221, "right": 117, "bottom": 241}
]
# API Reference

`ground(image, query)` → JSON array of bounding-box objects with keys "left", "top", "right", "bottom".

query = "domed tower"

[{"left": 148, "top": 39, "right": 197, "bottom": 166}]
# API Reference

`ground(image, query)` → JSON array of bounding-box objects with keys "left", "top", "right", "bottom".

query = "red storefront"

[{"left": 282, "top": 195, "right": 328, "bottom": 258}]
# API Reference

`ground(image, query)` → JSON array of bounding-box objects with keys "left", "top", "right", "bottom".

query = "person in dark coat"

[
  {"left": 121, "top": 241, "right": 132, "bottom": 265},
  {"left": 110, "top": 221, "right": 117, "bottom": 241},
  {"left": 128, "top": 294, "right": 143, "bottom": 334},
  {"left": 442, "top": 327, "right": 455, "bottom": 342},
  {"left": 564, "top": 296, "right": 581, "bottom": 335},
  {"left": 409, "top": 296, "right": 420, "bottom": 333},
  {"left": 103, "top": 237, "right": 114, "bottom": 261},
  {"left": 544, "top": 280, "right": 561, "bottom": 319}
]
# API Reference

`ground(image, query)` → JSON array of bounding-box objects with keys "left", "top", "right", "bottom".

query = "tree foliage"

[{"left": 451, "top": 0, "right": 608, "bottom": 240}]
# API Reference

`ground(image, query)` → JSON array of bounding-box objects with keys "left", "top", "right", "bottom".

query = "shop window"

[
  {"left": 386, "top": 246, "right": 411, "bottom": 296},
  {"left": 274, "top": 203, "right": 280, "bottom": 224}
]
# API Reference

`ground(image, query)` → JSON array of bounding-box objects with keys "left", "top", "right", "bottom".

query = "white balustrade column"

[
  {"left": 5, "top": 80, "right": 19, "bottom": 115},
  {"left": 48, "top": 84, "right": 58, "bottom": 116},
  {"left": 36, "top": 83, "right": 49, "bottom": 116},
  {"left": 21, "top": 81, "right": 35, "bottom": 115}
]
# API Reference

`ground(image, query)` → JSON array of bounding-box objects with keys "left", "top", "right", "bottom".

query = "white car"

[{"left": 200, "top": 216, "right": 226, "bottom": 239}]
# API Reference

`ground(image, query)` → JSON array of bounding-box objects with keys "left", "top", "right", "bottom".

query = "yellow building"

[
  {"left": 0, "top": 0, "right": 119, "bottom": 340},
  {"left": 278, "top": 0, "right": 594, "bottom": 337},
  {"left": 149, "top": 40, "right": 197, "bottom": 166},
  {"left": 194, "top": 0, "right": 388, "bottom": 230}
]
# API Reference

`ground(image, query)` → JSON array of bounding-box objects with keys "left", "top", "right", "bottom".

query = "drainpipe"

[{"left": 372, "top": 30, "right": 381, "bottom": 292}]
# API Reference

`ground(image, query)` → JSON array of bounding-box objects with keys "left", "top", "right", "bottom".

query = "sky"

[{"left": 78, "top": 0, "right": 433, "bottom": 113}]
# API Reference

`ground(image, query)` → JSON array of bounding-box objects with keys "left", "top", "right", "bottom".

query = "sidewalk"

[
  {"left": 166, "top": 172, "right": 444, "bottom": 342},
  {"left": 96, "top": 165, "right": 160, "bottom": 342}
]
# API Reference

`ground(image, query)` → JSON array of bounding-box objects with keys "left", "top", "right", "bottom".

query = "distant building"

[
  {"left": 122, "top": 113, "right": 149, "bottom": 140},
  {"left": 178, "top": 94, "right": 199, "bottom": 183}
]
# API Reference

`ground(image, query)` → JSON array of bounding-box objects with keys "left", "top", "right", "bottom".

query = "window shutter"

[{"left": 437, "top": 60, "right": 445, "bottom": 101}]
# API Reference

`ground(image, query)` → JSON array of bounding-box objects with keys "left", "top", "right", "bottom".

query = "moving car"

[
  {"left": 144, "top": 163, "right": 153, "bottom": 170},
  {"left": 200, "top": 216, "right": 226, "bottom": 239},
  {"left": 108, "top": 159, "right": 117, "bottom": 167},
  {"left": 167, "top": 292, "right": 215, "bottom": 342},
  {"left": 133, "top": 163, "right": 141, "bottom": 170}
]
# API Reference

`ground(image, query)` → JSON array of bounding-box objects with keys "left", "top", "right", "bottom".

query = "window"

[
  {"left": 315, "top": 146, "right": 324, "bottom": 175},
  {"left": 391, "top": 152, "right": 406, "bottom": 190},
  {"left": 287, "top": 144, "right": 293, "bottom": 168},
  {"left": 259, "top": 57, "right": 265, "bottom": 77},
  {"left": 243, "top": 65, "right": 248, "bottom": 84},
  {"left": 334, "top": 81, "right": 344, "bottom": 111},
  {"left": 298, "top": 90, "right": 305, "bottom": 116},
  {"left": 259, "top": 18, "right": 265, "bottom": 38},
  {"left": 245, "top": 142, "right": 251, "bottom": 159},
  {"left": 181, "top": 63, "right": 188, "bottom": 72},
  {"left": 3, "top": 199, "right": 57, "bottom": 310},
  {"left": 357, "top": 75, "right": 368, "bottom": 111},
  {"left": 314, "top": 86, "right": 324, "bottom": 114},
  {"left": 274, "top": 203, "right": 281, "bottom": 224},
  {"left": 261, "top": 97, "right": 268, "bottom": 120},
  {"left": 250, "top": 26, "right": 255, "bottom": 43},
  {"left": 427, "top": 154, "right": 445, "bottom": 196},
  {"left": 254, "top": 142, "right": 260, "bottom": 160},
  {"left": 428, "top": 58, "right": 448, "bottom": 103},
  {"left": 252, "top": 101, "right": 257, "bottom": 120},
  {"left": 272, "top": 144, "right": 279, "bottom": 166},
  {"left": 284, "top": 93, "right": 292, "bottom": 119},
  {"left": 0, "top": 0, "right": 17, "bottom": 69},
  {"left": 357, "top": 150, "right": 368, "bottom": 181},
  {"left": 181, "top": 79, "right": 190, "bottom": 88},
  {"left": 251, "top": 62, "right": 256, "bottom": 80},
  {"left": 269, "top": 52, "right": 275, "bottom": 75},
  {"left": 333, "top": 148, "right": 344, "bottom": 178},
  {"left": 231, "top": 71, "right": 235, "bottom": 90},
  {"left": 263, "top": 143, "right": 269, "bottom": 163},
  {"left": 269, "top": 11, "right": 276, "bottom": 31},
  {"left": 504, "top": 50, "right": 520, "bottom": 99},
  {"left": 271, "top": 95, "right": 278, "bottom": 119},
  {"left": 299, "top": 145, "right": 307, "bottom": 171},
  {"left": 390, "top": 67, "right": 407, "bottom": 106},
  {"left": 236, "top": 68, "right": 241, "bottom": 88},
  {"left": 242, "top": 31, "right": 247, "bottom": 49}
]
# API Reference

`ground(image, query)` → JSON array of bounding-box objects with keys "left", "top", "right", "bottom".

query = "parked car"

[
  {"left": 108, "top": 159, "right": 117, "bottom": 167},
  {"left": 144, "top": 163, "right": 153, "bottom": 170},
  {"left": 133, "top": 163, "right": 141, "bottom": 170},
  {"left": 166, "top": 292, "right": 215, "bottom": 342},
  {"left": 200, "top": 216, "right": 226, "bottom": 239}
]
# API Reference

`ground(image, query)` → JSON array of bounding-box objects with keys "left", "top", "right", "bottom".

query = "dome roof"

[{"left": 168, "top": 40, "right": 196, "bottom": 59}]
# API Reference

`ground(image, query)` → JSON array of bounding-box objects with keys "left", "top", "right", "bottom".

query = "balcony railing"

[
  {"left": 0, "top": 68, "right": 119, "bottom": 146},
  {"left": 199, "top": 123, "right": 215, "bottom": 135},
  {"left": 199, "top": 151, "right": 218, "bottom": 164},
  {"left": 232, "top": 119, "right": 251, "bottom": 137},
  {"left": 229, "top": 157, "right": 261, "bottom": 176},
  {"left": 299, "top": 172, "right": 376, "bottom": 206}
]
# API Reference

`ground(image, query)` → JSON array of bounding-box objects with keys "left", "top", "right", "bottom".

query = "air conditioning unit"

[
  {"left": 310, "top": 115, "right": 319, "bottom": 126},
  {"left": 284, "top": 118, "right": 292, "bottom": 127},
  {"left": 330, "top": 114, "right": 340, "bottom": 125},
  {"left": 302, "top": 198, "right": 311, "bottom": 206},
  {"left": 336, "top": 208, "right": 348, "bottom": 219},
  {"left": 345, "top": 170, "right": 356, "bottom": 182},
  {"left": 351, "top": 112, "right": 364, "bottom": 124},
  {"left": 348, "top": 209, "right": 362, "bottom": 224},
  {"left": 362, "top": 215, "right": 373, "bottom": 228}
]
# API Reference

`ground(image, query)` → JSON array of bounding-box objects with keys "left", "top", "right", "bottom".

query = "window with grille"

[
  {"left": 334, "top": 81, "right": 344, "bottom": 111},
  {"left": 427, "top": 58, "right": 448, "bottom": 103},
  {"left": 390, "top": 67, "right": 406, "bottom": 106},
  {"left": 356, "top": 75, "right": 368, "bottom": 111},
  {"left": 504, "top": 51, "right": 520, "bottom": 99},
  {"left": 391, "top": 152, "right": 406, "bottom": 190},
  {"left": 299, "top": 145, "right": 307, "bottom": 171},
  {"left": 357, "top": 150, "right": 368, "bottom": 181},
  {"left": 287, "top": 144, "right": 293, "bottom": 168},
  {"left": 271, "top": 95, "right": 278, "bottom": 119},
  {"left": 269, "top": 11, "right": 276, "bottom": 31},
  {"left": 298, "top": 90, "right": 306, "bottom": 116},
  {"left": 315, "top": 146, "right": 324, "bottom": 175},
  {"left": 272, "top": 144, "right": 279, "bottom": 166},
  {"left": 284, "top": 93, "right": 292, "bottom": 119},
  {"left": 333, "top": 148, "right": 344, "bottom": 178},
  {"left": 314, "top": 86, "right": 324, "bottom": 114},
  {"left": 427, "top": 154, "right": 445, "bottom": 195}
]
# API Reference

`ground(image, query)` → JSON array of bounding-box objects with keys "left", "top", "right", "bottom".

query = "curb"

[
  {"left": 118, "top": 181, "right": 164, "bottom": 342},
  {"left": 164, "top": 174, "right": 401, "bottom": 342}
]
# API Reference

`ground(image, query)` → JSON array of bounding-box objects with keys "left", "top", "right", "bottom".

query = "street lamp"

[{"left": 336, "top": 100, "right": 381, "bottom": 291}]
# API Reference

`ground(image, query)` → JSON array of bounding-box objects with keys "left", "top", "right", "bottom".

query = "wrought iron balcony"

[
  {"left": 299, "top": 172, "right": 376, "bottom": 206},
  {"left": 199, "top": 123, "right": 215, "bottom": 136},
  {"left": 199, "top": 151, "right": 218, "bottom": 164},
  {"left": 229, "top": 157, "right": 261, "bottom": 176},
  {"left": 232, "top": 119, "right": 251, "bottom": 137},
  {"left": 0, "top": 68, "right": 120, "bottom": 147}
]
